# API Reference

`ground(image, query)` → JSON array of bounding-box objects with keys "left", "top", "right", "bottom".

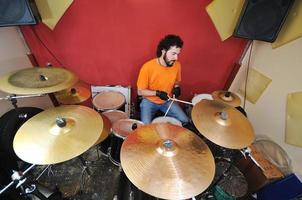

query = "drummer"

[{"left": 137, "top": 34, "right": 189, "bottom": 125}]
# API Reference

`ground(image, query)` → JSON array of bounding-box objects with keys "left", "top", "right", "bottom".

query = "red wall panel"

[{"left": 21, "top": 0, "right": 247, "bottom": 102}]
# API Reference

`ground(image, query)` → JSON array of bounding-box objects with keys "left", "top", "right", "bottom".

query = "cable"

[
  {"left": 30, "top": 26, "right": 64, "bottom": 67},
  {"left": 243, "top": 40, "right": 254, "bottom": 110}
]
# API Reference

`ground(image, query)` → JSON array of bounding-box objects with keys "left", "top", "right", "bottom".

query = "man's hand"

[
  {"left": 156, "top": 90, "right": 169, "bottom": 100},
  {"left": 172, "top": 86, "right": 181, "bottom": 98}
]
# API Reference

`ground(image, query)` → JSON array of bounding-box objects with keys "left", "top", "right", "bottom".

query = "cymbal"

[
  {"left": 121, "top": 123, "right": 215, "bottom": 199},
  {"left": 192, "top": 99, "right": 254, "bottom": 149},
  {"left": 212, "top": 90, "right": 241, "bottom": 107},
  {"left": 13, "top": 105, "right": 103, "bottom": 165},
  {"left": 0, "top": 67, "right": 78, "bottom": 95},
  {"left": 54, "top": 82, "right": 91, "bottom": 104},
  {"left": 95, "top": 114, "right": 111, "bottom": 145}
]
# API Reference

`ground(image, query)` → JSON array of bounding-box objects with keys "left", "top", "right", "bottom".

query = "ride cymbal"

[
  {"left": 121, "top": 123, "right": 215, "bottom": 200},
  {"left": 13, "top": 105, "right": 103, "bottom": 165},
  {"left": 212, "top": 90, "right": 241, "bottom": 107},
  {"left": 192, "top": 100, "right": 254, "bottom": 149},
  {"left": 54, "top": 82, "right": 91, "bottom": 104},
  {"left": 0, "top": 67, "right": 78, "bottom": 95}
]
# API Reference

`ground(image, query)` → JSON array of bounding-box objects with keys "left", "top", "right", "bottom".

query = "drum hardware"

[
  {"left": 13, "top": 105, "right": 103, "bottom": 165},
  {"left": 0, "top": 94, "right": 46, "bottom": 108},
  {"left": 120, "top": 123, "right": 215, "bottom": 199},
  {"left": 191, "top": 99, "right": 255, "bottom": 149},
  {"left": 240, "top": 147, "right": 264, "bottom": 170},
  {"left": 212, "top": 90, "right": 241, "bottom": 107},
  {"left": 0, "top": 164, "right": 35, "bottom": 195},
  {"left": 0, "top": 67, "right": 79, "bottom": 95}
]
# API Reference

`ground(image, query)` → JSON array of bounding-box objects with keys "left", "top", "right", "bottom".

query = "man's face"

[{"left": 162, "top": 46, "right": 181, "bottom": 67}]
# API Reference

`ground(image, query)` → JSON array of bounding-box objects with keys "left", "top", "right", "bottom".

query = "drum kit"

[{"left": 0, "top": 66, "right": 256, "bottom": 200}]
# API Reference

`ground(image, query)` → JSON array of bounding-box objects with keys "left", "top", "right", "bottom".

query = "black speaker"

[
  {"left": 234, "top": 0, "right": 295, "bottom": 42},
  {"left": 0, "top": 0, "right": 39, "bottom": 27}
]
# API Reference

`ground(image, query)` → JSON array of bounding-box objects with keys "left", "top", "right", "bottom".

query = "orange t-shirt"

[{"left": 137, "top": 58, "right": 181, "bottom": 104}]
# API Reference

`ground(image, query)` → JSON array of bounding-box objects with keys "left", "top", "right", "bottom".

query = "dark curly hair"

[{"left": 156, "top": 34, "right": 183, "bottom": 57}]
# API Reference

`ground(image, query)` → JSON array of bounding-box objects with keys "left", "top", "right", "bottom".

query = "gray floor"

[{"left": 31, "top": 147, "right": 122, "bottom": 200}]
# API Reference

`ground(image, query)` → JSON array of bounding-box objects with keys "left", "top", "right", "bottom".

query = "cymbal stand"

[
  {"left": 0, "top": 94, "right": 46, "bottom": 108},
  {"left": 78, "top": 155, "right": 93, "bottom": 194},
  {"left": 0, "top": 164, "right": 35, "bottom": 195}
]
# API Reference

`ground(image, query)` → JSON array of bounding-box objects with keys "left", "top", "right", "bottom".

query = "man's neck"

[{"left": 157, "top": 57, "right": 167, "bottom": 67}]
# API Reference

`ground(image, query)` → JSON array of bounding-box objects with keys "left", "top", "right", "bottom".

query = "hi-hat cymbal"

[
  {"left": 94, "top": 114, "right": 111, "bottom": 145},
  {"left": 13, "top": 105, "right": 103, "bottom": 165},
  {"left": 121, "top": 123, "right": 215, "bottom": 200},
  {"left": 54, "top": 82, "right": 91, "bottom": 104},
  {"left": 212, "top": 90, "right": 241, "bottom": 107},
  {"left": 0, "top": 67, "right": 78, "bottom": 95},
  {"left": 192, "top": 100, "right": 254, "bottom": 149}
]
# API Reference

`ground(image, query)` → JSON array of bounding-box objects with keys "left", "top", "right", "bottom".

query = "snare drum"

[
  {"left": 109, "top": 119, "right": 144, "bottom": 166},
  {"left": 151, "top": 116, "right": 182, "bottom": 126},
  {"left": 99, "top": 110, "right": 129, "bottom": 156},
  {"left": 191, "top": 93, "right": 213, "bottom": 105},
  {"left": 93, "top": 91, "right": 126, "bottom": 112}
]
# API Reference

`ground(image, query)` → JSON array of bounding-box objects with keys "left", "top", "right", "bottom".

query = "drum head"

[
  {"left": 102, "top": 110, "right": 129, "bottom": 124},
  {"left": 112, "top": 119, "right": 144, "bottom": 138},
  {"left": 151, "top": 116, "right": 182, "bottom": 126},
  {"left": 93, "top": 91, "right": 125, "bottom": 111},
  {"left": 191, "top": 94, "right": 213, "bottom": 105}
]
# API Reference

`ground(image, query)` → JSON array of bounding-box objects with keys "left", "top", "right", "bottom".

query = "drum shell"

[
  {"left": 92, "top": 91, "right": 126, "bottom": 112},
  {"left": 98, "top": 111, "right": 129, "bottom": 155},
  {"left": 109, "top": 119, "right": 144, "bottom": 165}
]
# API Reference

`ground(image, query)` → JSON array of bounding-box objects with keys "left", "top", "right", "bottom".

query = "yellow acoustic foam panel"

[
  {"left": 272, "top": 0, "right": 302, "bottom": 48},
  {"left": 35, "top": 0, "right": 74, "bottom": 30},
  {"left": 239, "top": 68, "right": 272, "bottom": 104},
  {"left": 285, "top": 92, "right": 302, "bottom": 147},
  {"left": 206, "top": 0, "right": 245, "bottom": 41}
]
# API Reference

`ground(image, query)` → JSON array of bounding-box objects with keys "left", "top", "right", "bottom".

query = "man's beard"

[{"left": 163, "top": 53, "right": 175, "bottom": 67}]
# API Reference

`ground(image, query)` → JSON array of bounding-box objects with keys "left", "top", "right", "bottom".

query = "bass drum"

[{"left": 0, "top": 107, "right": 44, "bottom": 161}]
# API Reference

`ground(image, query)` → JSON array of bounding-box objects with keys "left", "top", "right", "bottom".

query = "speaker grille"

[
  {"left": 234, "top": 0, "right": 295, "bottom": 42},
  {"left": 0, "top": 0, "right": 36, "bottom": 27}
]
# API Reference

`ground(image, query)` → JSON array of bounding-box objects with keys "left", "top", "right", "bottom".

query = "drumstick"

[
  {"left": 164, "top": 99, "right": 174, "bottom": 117},
  {"left": 168, "top": 97, "right": 194, "bottom": 105}
]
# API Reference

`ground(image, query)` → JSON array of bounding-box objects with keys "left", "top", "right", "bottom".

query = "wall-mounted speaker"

[
  {"left": 234, "top": 0, "right": 295, "bottom": 42},
  {"left": 0, "top": 0, "right": 39, "bottom": 27}
]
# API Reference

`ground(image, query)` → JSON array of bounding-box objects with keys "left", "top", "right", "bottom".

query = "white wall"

[
  {"left": 0, "top": 27, "right": 52, "bottom": 115},
  {"left": 230, "top": 38, "right": 302, "bottom": 175}
]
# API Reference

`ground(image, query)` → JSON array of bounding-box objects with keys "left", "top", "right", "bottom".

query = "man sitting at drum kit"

[{"left": 137, "top": 34, "right": 190, "bottom": 125}]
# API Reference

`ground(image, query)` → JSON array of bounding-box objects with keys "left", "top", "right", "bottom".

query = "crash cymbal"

[
  {"left": 94, "top": 114, "right": 111, "bottom": 145},
  {"left": 0, "top": 67, "right": 78, "bottom": 95},
  {"left": 13, "top": 105, "right": 103, "bottom": 165},
  {"left": 192, "top": 100, "right": 254, "bottom": 149},
  {"left": 121, "top": 123, "right": 215, "bottom": 199},
  {"left": 54, "top": 82, "right": 91, "bottom": 104},
  {"left": 212, "top": 90, "right": 241, "bottom": 107}
]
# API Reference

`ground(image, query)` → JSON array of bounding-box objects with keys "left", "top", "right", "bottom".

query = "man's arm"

[{"left": 137, "top": 89, "right": 156, "bottom": 96}]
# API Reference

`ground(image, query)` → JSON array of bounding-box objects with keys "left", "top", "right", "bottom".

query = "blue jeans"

[{"left": 140, "top": 98, "right": 189, "bottom": 124}]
